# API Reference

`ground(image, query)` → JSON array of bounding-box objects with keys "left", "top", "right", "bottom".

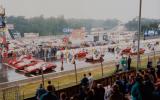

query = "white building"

[
  {"left": 84, "top": 31, "right": 108, "bottom": 42},
  {"left": 24, "top": 33, "right": 39, "bottom": 38},
  {"left": 107, "top": 31, "right": 136, "bottom": 43}
]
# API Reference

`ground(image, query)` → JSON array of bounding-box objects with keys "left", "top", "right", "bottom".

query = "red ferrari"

[
  {"left": 76, "top": 51, "right": 88, "bottom": 58},
  {"left": 130, "top": 48, "right": 145, "bottom": 55},
  {"left": 24, "top": 62, "right": 56, "bottom": 75},
  {"left": 121, "top": 47, "right": 131, "bottom": 54},
  {"left": 8, "top": 55, "right": 32, "bottom": 65},
  {"left": 14, "top": 58, "right": 38, "bottom": 70}
]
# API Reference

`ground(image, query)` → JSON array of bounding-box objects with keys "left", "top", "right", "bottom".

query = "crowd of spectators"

[{"left": 34, "top": 57, "right": 160, "bottom": 100}]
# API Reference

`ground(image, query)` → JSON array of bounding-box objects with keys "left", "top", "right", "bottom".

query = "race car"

[
  {"left": 24, "top": 62, "right": 57, "bottom": 75},
  {"left": 121, "top": 47, "right": 131, "bottom": 54},
  {"left": 85, "top": 54, "right": 103, "bottom": 63},
  {"left": 14, "top": 58, "right": 38, "bottom": 70},
  {"left": 75, "top": 51, "right": 88, "bottom": 58},
  {"left": 8, "top": 55, "right": 32, "bottom": 65},
  {"left": 130, "top": 48, "right": 145, "bottom": 55}
]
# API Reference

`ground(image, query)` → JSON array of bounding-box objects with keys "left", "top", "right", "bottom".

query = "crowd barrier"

[{"left": 0, "top": 86, "right": 21, "bottom": 100}]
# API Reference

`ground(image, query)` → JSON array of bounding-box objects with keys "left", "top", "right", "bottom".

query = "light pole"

[
  {"left": 137, "top": 0, "right": 142, "bottom": 73},
  {"left": 73, "top": 58, "right": 78, "bottom": 84},
  {"left": 152, "top": 47, "right": 156, "bottom": 67},
  {"left": 100, "top": 56, "right": 104, "bottom": 77},
  {"left": 40, "top": 67, "right": 45, "bottom": 87}
]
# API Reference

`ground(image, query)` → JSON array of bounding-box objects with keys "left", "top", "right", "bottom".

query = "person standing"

[
  {"left": 60, "top": 52, "right": 64, "bottom": 71},
  {"left": 131, "top": 76, "right": 143, "bottom": 100},
  {"left": 47, "top": 80, "right": 56, "bottom": 93},
  {"left": 120, "top": 56, "right": 127, "bottom": 71},
  {"left": 115, "top": 57, "right": 120, "bottom": 72},
  {"left": 88, "top": 72, "right": 94, "bottom": 89},
  {"left": 127, "top": 56, "right": 132, "bottom": 70},
  {"left": 147, "top": 58, "right": 153, "bottom": 69},
  {"left": 157, "top": 58, "right": 160, "bottom": 78},
  {"left": 40, "top": 85, "right": 58, "bottom": 100},
  {"left": 35, "top": 84, "right": 46, "bottom": 100},
  {"left": 81, "top": 74, "right": 89, "bottom": 88}
]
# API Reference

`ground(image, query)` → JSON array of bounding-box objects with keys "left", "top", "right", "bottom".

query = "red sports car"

[
  {"left": 85, "top": 54, "right": 103, "bottom": 63},
  {"left": 24, "top": 62, "right": 57, "bottom": 75},
  {"left": 121, "top": 47, "right": 131, "bottom": 54},
  {"left": 14, "top": 58, "right": 38, "bottom": 70},
  {"left": 9, "top": 55, "right": 32, "bottom": 65},
  {"left": 76, "top": 51, "right": 88, "bottom": 58},
  {"left": 130, "top": 48, "right": 145, "bottom": 55}
]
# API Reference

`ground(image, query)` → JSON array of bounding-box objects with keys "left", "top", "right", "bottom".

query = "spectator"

[
  {"left": 79, "top": 86, "right": 87, "bottom": 100},
  {"left": 153, "top": 86, "right": 160, "bottom": 100},
  {"left": 157, "top": 58, "right": 160, "bottom": 78},
  {"left": 131, "top": 75, "right": 143, "bottom": 100},
  {"left": 47, "top": 80, "right": 56, "bottom": 93},
  {"left": 127, "top": 56, "right": 132, "bottom": 70},
  {"left": 150, "top": 67, "right": 157, "bottom": 82},
  {"left": 85, "top": 89, "right": 94, "bottom": 100},
  {"left": 40, "top": 85, "right": 58, "bottom": 100},
  {"left": 115, "top": 76, "right": 124, "bottom": 94},
  {"left": 35, "top": 84, "right": 46, "bottom": 100},
  {"left": 147, "top": 58, "right": 153, "bottom": 69},
  {"left": 143, "top": 74, "right": 154, "bottom": 100},
  {"left": 122, "top": 76, "right": 129, "bottom": 94},
  {"left": 97, "top": 84, "right": 105, "bottom": 100},
  {"left": 128, "top": 74, "right": 136, "bottom": 93},
  {"left": 88, "top": 72, "right": 94, "bottom": 89},
  {"left": 147, "top": 69, "right": 155, "bottom": 83},
  {"left": 120, "top": 56, "right": 127, "bottom": 71},
  {"left": 109, "top": 84, "right": 123, "bottom": 100},
  {"left": 115, "top": 57, "right": 119, "bottom": 72},
  {"left": 92, "top": 82, "right": 99, "bottom": 100},
  {"left": 81, "top": 74, "right": 89, "bottom": 87},
  {"left": 60, "top": 92, "right": 68, "bottom": 100}
]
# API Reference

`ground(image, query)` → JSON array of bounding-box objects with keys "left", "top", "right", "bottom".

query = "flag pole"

[{"left": 137, "top": 0, "right": 142, "bottom": 73}]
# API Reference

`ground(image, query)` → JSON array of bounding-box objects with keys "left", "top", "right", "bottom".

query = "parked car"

[
  {"left": 24, "top": 62, "right": 57, "bottom": 75},
  {"left": 130, "top": 48, "right": 145, "bottom": 55},
  {"left": 85, "top": 53, "right": 103, "bottom": 63},
  {"left": 75, "top": 51, "right": 88, "bottom": 58},
  {"left": 8, "top": 55, "right": 32, "bottom": 65},
  {"left": 14, "top": 58, "right": 38, "bottom": 70}
]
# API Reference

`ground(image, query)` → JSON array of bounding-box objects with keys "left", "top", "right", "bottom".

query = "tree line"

[
  {"left": 7, "top": 16, "right": 120, "bottom": 36},
  {"left": 125, "top": 18, "right": 160, "bottom": 33}
]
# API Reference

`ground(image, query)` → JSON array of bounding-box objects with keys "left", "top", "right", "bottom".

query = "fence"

[{"left": 0, "top": 86, "right": 21, "bottom": 100}]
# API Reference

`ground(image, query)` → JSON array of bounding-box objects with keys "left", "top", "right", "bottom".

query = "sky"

[{"left": 0, "top": 0, "right": 160, "bottom": 22}]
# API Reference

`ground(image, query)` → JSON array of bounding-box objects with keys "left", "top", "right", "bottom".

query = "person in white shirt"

[{"left": 88, "top": 72, "right": 94, "bottom": 89}]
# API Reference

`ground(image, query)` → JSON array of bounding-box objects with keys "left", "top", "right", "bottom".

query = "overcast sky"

[{"left": 1, "top": 0, "right": 160, "bottom": 22}]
